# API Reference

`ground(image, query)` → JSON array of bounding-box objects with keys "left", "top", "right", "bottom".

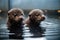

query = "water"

[{"left": 0, "top": 13, "right": 60, "bottom": 40}]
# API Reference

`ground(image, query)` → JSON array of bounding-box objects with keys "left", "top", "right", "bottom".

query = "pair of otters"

[{"left": 7, "top": 8, "right": 45, "bottom": 39}]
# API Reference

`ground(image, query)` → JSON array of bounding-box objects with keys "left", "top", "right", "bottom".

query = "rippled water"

[{"left": 0, "top": 14, "right": 60, "bottom": 40}]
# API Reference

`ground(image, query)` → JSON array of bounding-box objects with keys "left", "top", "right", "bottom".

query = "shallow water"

[{"left": 0, "top": 13, "right": 60, "bottom": 40}]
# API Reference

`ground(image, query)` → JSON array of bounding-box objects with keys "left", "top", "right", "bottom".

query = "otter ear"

[
  {"left": 8, "top": 10, "right": 10, "bottom": 15},
  {"left": 40, "top": 16, "right": 45, "bottom": 21},
  {"left": 8, "top": 13, "right": 10, "bottom": 15}
]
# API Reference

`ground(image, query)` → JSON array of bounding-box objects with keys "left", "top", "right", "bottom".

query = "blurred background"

[{"left": 0, "top": 0, "right": 60, "bottom": 40}]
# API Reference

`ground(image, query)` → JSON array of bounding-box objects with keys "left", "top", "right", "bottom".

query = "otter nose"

[
  {"left": 19, "top": 16, "right": 24, "bottom": 20},
  {"left": 41, "top": 16, "right": 45, "bottom": 21}
]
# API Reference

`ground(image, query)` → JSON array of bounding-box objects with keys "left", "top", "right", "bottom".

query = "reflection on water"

[
  {"left": 24, "top": 37, "right": 46, "bottom": 40},
  {"left": 23, "top": 25, "right": 45, "bottom": 38},
  {"left": 0, "top": 14, "right": 60, "bottom": 40}
]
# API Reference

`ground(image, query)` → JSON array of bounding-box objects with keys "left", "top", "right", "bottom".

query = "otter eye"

[
  {"left": 29, "top": 15, "right": 31, "bottom": 17},
  {"left": 13, "top": 13, "right": 17, "bottom": 16},
  {"left": 21, "top": 14, "right": 23, "bottom": 15},
  {"left": 36, "top": 14, "right": 39, "bottom": 16}
]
